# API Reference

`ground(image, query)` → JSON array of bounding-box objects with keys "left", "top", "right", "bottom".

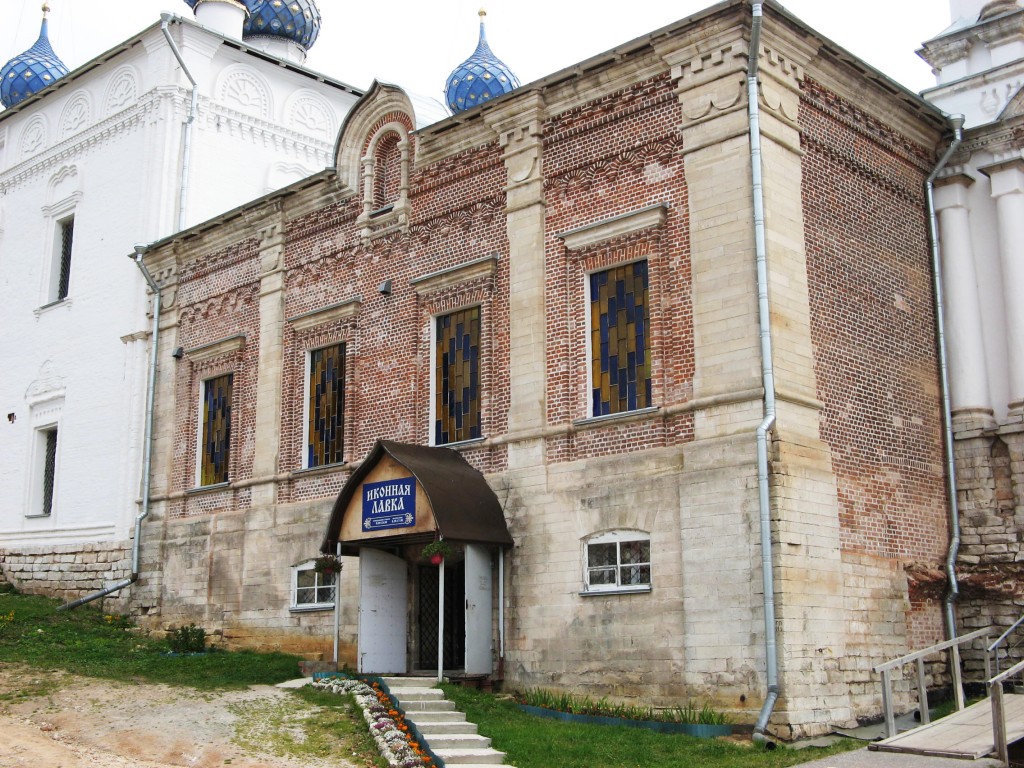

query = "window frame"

[
  {"left": 585, "top": 259, "right": 653, "bottom": 419},
  {"left": 28, "top": 423, "right": 60, "bottom": 518},
  {"left": 430, "top": 304, "right": 483, "bottom": 447},
  {"left": 51, "top": 215, "right": 74, "bottom": 302},
  {"left": 290, "top": 561, "right": 336, "bottom": 611},
  {"left": 582, "top": 530, "right": 652, "bottom": 595},
  {"left": 196, "top": 372, "right": 233, "bottom": 488},
  {"left": 303, "top": 343, "right": 346, "bottom": 470}
]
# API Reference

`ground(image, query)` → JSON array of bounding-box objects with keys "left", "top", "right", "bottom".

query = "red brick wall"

[
  {"left": 542, "top": 74, "right": 695, "bottom": 463},
  {"left": 800, "top": 79, "right": 949, "bottom": 565}
]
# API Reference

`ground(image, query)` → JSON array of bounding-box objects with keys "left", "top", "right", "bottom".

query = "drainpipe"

[
  {"left": 60, "top": 246, "right": 160, "bottom": 610},
  {"left": 926, "top": 115, "right": 965, "bottom": 644},
  {"left": 161, "top": 13, "right": 198, "bottom": 232},
  {"left": 746, "top": 1, "right": 779, "bottom": 747}
]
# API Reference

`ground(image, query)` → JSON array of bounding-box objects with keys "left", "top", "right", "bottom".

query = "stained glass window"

[
  {"left": 585, "top": 533, "right": 652, "bottom": 592},
  {"left": 200, "top": 373, "right": 232, "bottom": 486},
  {"left": 435, "top": 306, "right": 481, "bottom": 445},
  {"left": 307, "top": 344, "right": 345, "bottom": 468},
  {"left": 590, "top": 260, "right": 652, "bottom": 416}
]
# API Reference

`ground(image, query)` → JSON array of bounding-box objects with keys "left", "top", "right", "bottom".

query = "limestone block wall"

[{"left": 0, "top": 541, "right": 132, "bottom": 613}]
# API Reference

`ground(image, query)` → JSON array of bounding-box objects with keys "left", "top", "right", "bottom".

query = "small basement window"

[
  {"left": 291, "top": 561, "right": 336, "bottom": 610},
  {"left": 583, "top": 531, "right": 651, "bottom": 594}
]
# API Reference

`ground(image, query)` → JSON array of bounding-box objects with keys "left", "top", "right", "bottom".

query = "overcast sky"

[{"left": 3, "top": 1, "right": 951, "bottom": 106}]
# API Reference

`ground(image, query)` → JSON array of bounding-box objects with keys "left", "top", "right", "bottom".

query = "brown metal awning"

[{"left": 320, "top": 439, "right": 513, "bottom": 554}]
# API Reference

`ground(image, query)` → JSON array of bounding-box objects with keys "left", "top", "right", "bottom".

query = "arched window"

[{"left": 373, "top": 131, "right": 402, "bottom": 211}]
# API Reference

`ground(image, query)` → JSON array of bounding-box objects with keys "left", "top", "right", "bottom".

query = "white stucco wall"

[{"left": 0, "top": 17, "right": 358, "bottom": 551}]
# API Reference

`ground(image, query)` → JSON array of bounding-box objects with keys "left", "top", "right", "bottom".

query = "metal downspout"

[
  {"left": 60, "top": 246, "right": 160, "bottom": 610},
  {"left": 161, "top": 14, "right": 198, "bottom": 232},
  {"left": 746, "top": 1, "right": 779, "bottom": 745},
  {"left": 926, "top": 116, "right": 965, "bottom": 642}
]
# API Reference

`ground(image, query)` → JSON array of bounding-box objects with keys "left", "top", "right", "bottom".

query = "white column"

[
  {"left": 986, "top": 160, "right": 1024, "bottom": 417},
  {"left": 934, "top": 176, "right": 993, "bottom": 424}
]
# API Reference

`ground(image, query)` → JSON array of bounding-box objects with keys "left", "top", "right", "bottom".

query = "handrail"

[
  {"left": 987, "top": 657, "right": 1024, "bottom": 765},
  {"left": 987, "top": 613, "right": 1024, "bottom": 678},
  {"left": 873, "top": 625, "right": 998, "bottom": 739},
  {"left": 874, "top": 626, "right": 996, "bottom": 672}
]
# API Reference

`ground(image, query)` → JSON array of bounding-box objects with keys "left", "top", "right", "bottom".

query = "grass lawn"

[
  {"left": 441, "top": 684, "right": 864, "bottom": 768},
  {"left": 0, "top": 588, "right": 863, "bottom": 767},
  {"left": 0, "top": 589, "right": 299, "bottom": 688}
]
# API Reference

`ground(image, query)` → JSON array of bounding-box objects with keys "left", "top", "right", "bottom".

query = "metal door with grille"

[{"left": 418, "top": 561, "right": 465, "bottom": 669}]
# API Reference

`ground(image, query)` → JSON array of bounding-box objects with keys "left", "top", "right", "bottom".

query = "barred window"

[
  {"left": 199, "top": 374, "right": 232, "bottom": 486},
  {"left": 434, "top": 306, "right": 481, "bottom": 445},
  {"left": 307, "top": 344, "right": 345, "bottom": 468},
  {"left": 51, "top": 216, "right": 74, "bottom": 302},
  {"left": 584, "top": 532, "right": 651, "bottom": 593},
  {"left": 292, "top": 562, "right": 336, "bottom": 610},
  {"left": 590, "top": 261, "right": 652, "bottom": 416},
  {"left": 40, "top": 427, "right": 58, "bottom": 516}
]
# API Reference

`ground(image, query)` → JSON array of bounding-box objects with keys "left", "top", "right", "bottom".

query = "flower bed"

[{"left": 312, "top": 675, "right": 438, "bottom": 767}]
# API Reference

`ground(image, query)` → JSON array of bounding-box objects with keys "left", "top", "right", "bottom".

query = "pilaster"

[
  {"left": 248, "top": 203, "right": 287, "bottom": 505},
  {"left": 484, "top": 94, "right": 547, "bottom": 470}
]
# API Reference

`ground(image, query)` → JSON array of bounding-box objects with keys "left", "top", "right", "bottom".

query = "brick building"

[{"left": 134, "top": 0, "right": 954, "bottom": 738}]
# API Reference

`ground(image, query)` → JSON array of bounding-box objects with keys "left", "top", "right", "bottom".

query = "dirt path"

[{"left": 0, "top": 664, "right": 360, "bottom": 768}]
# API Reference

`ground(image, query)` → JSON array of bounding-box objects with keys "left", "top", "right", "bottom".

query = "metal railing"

[
  {"left": 873, "top": 626, "right": 996, "bottom": 738},
  {"left": 987, "top": 614, "right": 1024, "bottom": 679}
]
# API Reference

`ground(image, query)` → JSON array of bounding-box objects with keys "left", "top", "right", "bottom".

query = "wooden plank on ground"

[{"left": 868, "top": 693, "right": 1024, "bottom": 760}]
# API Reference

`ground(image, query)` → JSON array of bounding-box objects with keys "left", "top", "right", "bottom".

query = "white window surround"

[
  {"left": 581, "top": 530, "right": 652, "bottom": 595},
  {"left": 40, "top": 190, "right": 82, "bottom": 307},
  {"left": 290, "top": 560, "right": 336, "bottom": 611}
]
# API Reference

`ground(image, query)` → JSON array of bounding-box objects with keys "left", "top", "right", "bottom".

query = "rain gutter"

[
  {"left": 60, "top": 246, "right": 160, "bottom": 610},
  {"left": 161, "top": 13, "right": 198, "bottom": 232},
  {"left": 925, "top": 115, "right": 965, "bottom": 642},
  {"left": 746, "top": 1, "right": 779, "bottom": 747}
]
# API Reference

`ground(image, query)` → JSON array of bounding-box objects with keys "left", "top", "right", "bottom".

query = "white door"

[
  {"left": 464, "top": 544, "right": 493, "bottom": 675},
  {"left": 358, "top": 548, "right": 408, "bottom": 674}
]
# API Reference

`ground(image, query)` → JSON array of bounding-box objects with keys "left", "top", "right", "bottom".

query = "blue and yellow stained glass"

[
  {"left": 435, "top": 307, "right": 481, "bottom": 445},
  {"left": 308, "top": 344, "right": 345, "bottom": 467},
  {"left": 201, "top": 373, "right": 232, "bottom": 486},
  {"left": 590, "top": 261, "right": 652, "bottom": 416}
]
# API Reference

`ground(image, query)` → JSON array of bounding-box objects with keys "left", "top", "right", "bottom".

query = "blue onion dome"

[
  {"left": 1, "top": 4, "right": 69, "bottom": 109},
  {"left": 242, "top": 0, "right": 321, "bottom": 51},
  {"left": 445, "top": 10, "right": 520, "bottom": 114}
]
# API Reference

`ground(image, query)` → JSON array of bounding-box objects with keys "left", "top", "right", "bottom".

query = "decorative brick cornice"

[
  {"left": 544, "top": 134, "right": 684, "bottom": 194},
  {"left": 411, "top": 196, "right": 505, "bottom": 245}
]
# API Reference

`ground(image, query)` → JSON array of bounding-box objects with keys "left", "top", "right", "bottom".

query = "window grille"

[
  {"left": 41, "top": 427, "right": 58, "bottom": 516},
  {"left": 585, "top": 533, "right": 651, "bottom": 592},
  {"left": 55, "top": 218, "right": 74, "bottom": 301}
]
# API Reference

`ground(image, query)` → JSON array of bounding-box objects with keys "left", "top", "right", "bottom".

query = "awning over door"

[{"left": 321, "top": 439, "right": 513, "bottom": 554}]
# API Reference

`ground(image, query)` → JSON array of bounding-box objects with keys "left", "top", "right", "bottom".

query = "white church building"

[{"left": 0, "top": 0, "right": 359, "bottom": 601}]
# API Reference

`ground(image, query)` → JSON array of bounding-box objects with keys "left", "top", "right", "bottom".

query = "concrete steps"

[{"left": 381, "top": 676, "right": 513, "bottom": 768}]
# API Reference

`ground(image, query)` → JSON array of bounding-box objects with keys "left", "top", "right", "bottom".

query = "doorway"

[{"left": 417, "top": 560, "right": 465, "bottom": 670}]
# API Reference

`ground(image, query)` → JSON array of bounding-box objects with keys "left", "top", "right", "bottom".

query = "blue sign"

[{"left": 362, "top": 477, "right": 416, "bottom": 532}]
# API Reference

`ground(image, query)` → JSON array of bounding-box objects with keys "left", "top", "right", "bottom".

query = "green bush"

[{"left": 168, "top": 623, "right": 207, "bottom": 654}]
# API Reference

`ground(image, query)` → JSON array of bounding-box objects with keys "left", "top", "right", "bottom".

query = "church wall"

[{"left": 799, "top": 77, "right": 951, "bottom": 712}]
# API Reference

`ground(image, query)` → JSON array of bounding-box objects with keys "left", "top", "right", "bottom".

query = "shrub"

[{"left": 168, "top": 623, "right": 206, "bottom": 654}]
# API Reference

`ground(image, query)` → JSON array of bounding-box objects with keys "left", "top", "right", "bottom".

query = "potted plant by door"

[
  {"left": 313, "top": 554, "right": 342, "bottom": 577},
  {"left": 421, "top": 540, "right": 453, "bottom": 565}
]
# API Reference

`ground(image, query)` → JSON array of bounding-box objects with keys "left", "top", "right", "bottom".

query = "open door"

[
  {"left": 464, "top": 543, "right": 493, "bottom": 675},
  {"left": 358, "top": 548, "right": 408, "bottom": 674}
]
